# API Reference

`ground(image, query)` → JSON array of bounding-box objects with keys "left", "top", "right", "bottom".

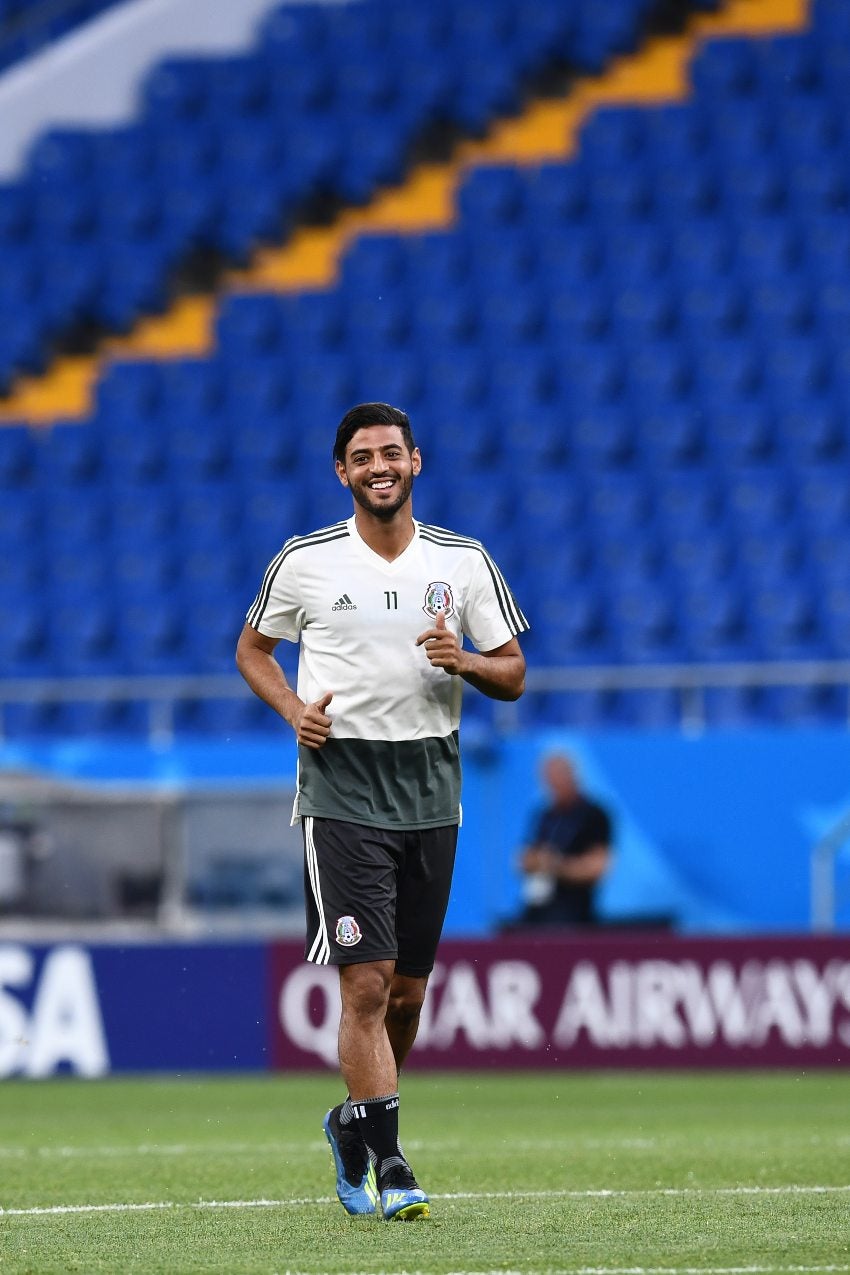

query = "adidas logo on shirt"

[{"left": 332, "top": 593, "right": 357, "bottom": 611}]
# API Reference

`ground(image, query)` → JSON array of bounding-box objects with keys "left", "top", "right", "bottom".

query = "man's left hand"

[{"left": 416, "top": 610, "right": 466, "bottom": 675}]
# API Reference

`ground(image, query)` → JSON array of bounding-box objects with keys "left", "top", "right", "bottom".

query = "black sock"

[{"left": 344, "top": 1093, "right": 405, "bottom": 1181}]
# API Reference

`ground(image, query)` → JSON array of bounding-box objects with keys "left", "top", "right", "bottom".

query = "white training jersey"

[{"left": 247, "top": 515, "right": 528, "bottom": 829}]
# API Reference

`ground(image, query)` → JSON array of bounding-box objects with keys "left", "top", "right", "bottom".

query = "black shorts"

[{"left": 302, "top": 816, "right": 458, "bottom": 977}]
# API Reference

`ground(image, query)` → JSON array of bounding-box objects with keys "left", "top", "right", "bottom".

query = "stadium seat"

[{"left": 5, "top": 0, "right": 850, "bottom": 734}]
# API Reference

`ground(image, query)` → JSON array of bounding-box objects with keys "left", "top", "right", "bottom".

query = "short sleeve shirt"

[{"left": 247, "top": 517, "right": 529, "bottom": 829}]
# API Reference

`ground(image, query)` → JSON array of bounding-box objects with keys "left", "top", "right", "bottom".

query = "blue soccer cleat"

[
  {"left": 322, "top": 1105, "right": 378, "bottom": 1216},
  {"left": 379, "top": 1164, "right": 431, "bottom": 1221}
]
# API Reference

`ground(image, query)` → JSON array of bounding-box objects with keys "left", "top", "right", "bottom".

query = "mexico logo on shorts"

[
  {"left": 423, "top": 581, "right": 454, "bottom": 619},
  {"left": 335, "top": 915, "right": 362, "bottom": 947}
]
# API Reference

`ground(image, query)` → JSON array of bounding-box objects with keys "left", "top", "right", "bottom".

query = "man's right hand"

[{"left": 295, "top": 691, "right": 334, "bottom": 749}]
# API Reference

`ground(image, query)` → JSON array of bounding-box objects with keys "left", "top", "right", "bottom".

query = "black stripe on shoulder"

[
  {"left": 419, "top": 524, "right": 483, "bottom": 548},
  {"left": 247, "top": 523, "right": 349, "bottom": 628},
  {"left": 283, "top": 525, "right": 349, "bottom": 555},
  {"left": 419, "top": 528, "right": 529, "bottom": 635}
]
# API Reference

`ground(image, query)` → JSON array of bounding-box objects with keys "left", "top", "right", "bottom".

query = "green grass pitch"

[{"left": 0, "top": 1071, "right": 848, "bottom": 1274}]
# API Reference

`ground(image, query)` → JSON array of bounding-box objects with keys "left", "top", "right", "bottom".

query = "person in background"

[{"left": 515, "top": 753, "right": 612, "bottom": 928}]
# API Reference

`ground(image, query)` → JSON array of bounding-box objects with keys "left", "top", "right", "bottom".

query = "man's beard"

[{"left": 350, "top": 472, "right": 414, "bottom": 521}]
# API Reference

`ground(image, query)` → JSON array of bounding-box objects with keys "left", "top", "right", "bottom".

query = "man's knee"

[
  {"left": 340, "top": 960, "right": 394, "bottom": 1021},
  {"left": 387, "top": 975, "right": 428, "bottom": 1030}
]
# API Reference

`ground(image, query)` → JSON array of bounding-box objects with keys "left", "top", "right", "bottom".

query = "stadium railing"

[{"left": 1, "top": 659, "right": 850, "bottom": 744}]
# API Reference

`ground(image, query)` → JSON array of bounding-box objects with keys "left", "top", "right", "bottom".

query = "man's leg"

[
  {"left": 336, "top": 960, "right": 429, "bottom": 1220},
  {"left": 385, "top": 972, "right": 428, "bottom": 1072},
  {"left": 322, "top": 960, "right": 395, "bottom": 1218},
  {"left": 338, "top": 960, "right": 396, "bottom": 1096}
]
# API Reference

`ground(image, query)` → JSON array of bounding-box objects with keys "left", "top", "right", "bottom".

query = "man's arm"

[
  {"left": 415, "top": 612, "right": 525, "bottom": 701},
  {"left": 524, "top": 843, "right": 611, "bottom": 885},
  {"left": 556, "top": 844, "right": 611, "bottom": 885},
  {"left": 235, "top": 623, "right": 333, "bottom": 748}
]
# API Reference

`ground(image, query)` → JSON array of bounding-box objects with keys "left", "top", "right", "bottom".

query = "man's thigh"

[
  {"left": 303, "top": 816, "right": 400, "bottom": 966},
  {"left": 395, "top": 825, "right": 458, "bottom": 978}
]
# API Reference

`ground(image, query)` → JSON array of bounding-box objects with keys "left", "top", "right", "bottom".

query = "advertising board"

[{"left": 2, "top": 936, "right": 848, "bottom": 1076}]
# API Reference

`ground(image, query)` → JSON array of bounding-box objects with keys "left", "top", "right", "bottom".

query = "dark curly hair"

[{"left": 333, "top": 402, "right": 416, "bottom": 464}]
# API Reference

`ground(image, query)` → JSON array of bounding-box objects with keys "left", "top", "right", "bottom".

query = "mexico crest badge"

[{"left": 423, "top": 581, "right": 455, "bottom": 619}]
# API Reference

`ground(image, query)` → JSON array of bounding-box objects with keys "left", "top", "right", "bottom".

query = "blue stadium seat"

[
  {"left": 691, "top": 37, "right": 760, "bottom": 100},
  {"left": 443, "top": 479, "right": 511, "bottom": 543},
  {"left": 621, "top": 688, "right": 683, "bottom": 729},
  {"left": 638, "top": 409, "right": 707, "bottom": 469},
  {"left": 762, "top": 684, "right": 846, "bottom": 726},
  {"left": 98, "top": 415, "right": 169, "bottom": 484},
  {"left": 456, "top": 165, "right": 528, "bottom": 227},
  {"left": 0, "top": 542, "right": 41, "bottom": 593},
  {"left": 654, "top": 471, "right": 722, "bottom": 537},
  {"left": 534, "top": 588, "right": 613, "bottom": 664},
  {"left": 703, "top": 685, "right": 763, "bottom": 728},
  {"left": 525, "top": 164, "right": 588, "bottom": 228},
  {"left": 749, "top": 583, "right": 823, "bottom": 658},
  {"left": 707, "top": 404, "right": 775, "bottom": 466},
  {"left": 532, "top": 689, "right": 623, "bottom": 730},
  {"left": 109, "top": 485, "right": 177, "bottom": 549},
  {"left": 679, "top": 582, "right": 751, "bottom": 660},
  {"left": 175, "top": 697, "right": 275, "bottom": 737},
  {"left": 610, "top": 285, "right": 675, "bottom": 344},
  {"left": 119, "top": 598, "right": 188, "bottom": 675},
  {"left": 52, "top": 603, "right": 119, "bottom": 675},
  {"left": 775, "top": 405, "right": 846, "bottom": 464},
  {"left": 625, "top": 342, "right": 690, "bottom": 408},
  {"left": 0, "top": 601, "right": 48, "bottom": 676},
  {"left": 720, "top": 157, "right": 787, "bottom": 217},
  {"left": 608, "top": 585, "right": 683, "bottom": 663},
  {"left": 747, "top": 280, "right": 813, "bottom": 338},
  {"left": 668, "top": 220, "right": 733, "bottom": 282},
  {"left": 725, "top": 468, "right": 792, "bottom": 532},
  {"left": 0, "top": 425, "right": 37, "bottom": 487},
  {"left": 356, "top": 350, "right": 425, "bottom": 410},
  {"left": 515, "top": 474, "right": 584, "bottom": 541},
  {"left": 585, "top": 472, "right": 650, "bottom": 532},
  {"left": 545, "top": 289, "right": 609, "bottom": 343},
  {"left": 35, "top": 420, "right": 101, "bottom": 484},
  {"left": 569, "top": 406, "right": 635, "bottom": 469},
  {"left": 571, "top": 0, "right": 650, "bottom": 73},
  {"left": 762, "top": 336, "right": 829, "bottom": 401},
  {"left": 677, "top": 280, "right": 745, "bottom": 339},
  {"left": 112, "top": 544, "right": 177, "bottom": 605},
  {"left": 558, "top": 342, "right": 623, "bottom": 407},
  {"left": 756, "top": 35, "right": 822, "bottom": 99},
  {"left": 795, "top": 465, "right": 850, "bottom": 532},
  {"left": 736, "top": 530, "right": 803, "bottom": 588},
  {"left": 691, "top": 337, "right": 761, "bottom": 407},
  {"left": 667, "top": 532, "right": 735, "bottom": 589}
]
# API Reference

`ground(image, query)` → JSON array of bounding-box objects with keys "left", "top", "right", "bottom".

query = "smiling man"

[{"left": 236, "top": 402, "right": 528, "bottom": 1221}]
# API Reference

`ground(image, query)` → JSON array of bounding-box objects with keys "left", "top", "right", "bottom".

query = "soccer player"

[{"left": 236, "top": 402, "right": 528, "bottom": 1221}]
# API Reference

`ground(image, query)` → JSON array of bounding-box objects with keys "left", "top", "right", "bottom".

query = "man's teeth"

[{"left": 371, "top": 480, "right": 393, "bottom": 489}]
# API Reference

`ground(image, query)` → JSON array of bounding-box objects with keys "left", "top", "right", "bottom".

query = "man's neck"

[{"left": 353, "top": 508, "right": 416, "bottom": 562}]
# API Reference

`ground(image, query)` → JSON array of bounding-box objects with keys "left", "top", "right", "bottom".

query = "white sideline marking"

[
  {"left": 2, "top": 1183, "right": 850, "bottom": 1218},
  {"left": 0, "top": 1131, "right": 846, "bottom": 1162},
  {"left": 0, "top": 1139, "right": 310, "bottom": 1160}
]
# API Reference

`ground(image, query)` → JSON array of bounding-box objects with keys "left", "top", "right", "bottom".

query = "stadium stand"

[
  {"left": 1, "top": 0, "right": 848, "bottom": 737},
  {"left": 0, "top": 0, "right": 125, "bottom": 72}
]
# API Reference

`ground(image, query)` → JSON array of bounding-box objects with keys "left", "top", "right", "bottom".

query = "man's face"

[
  {"left": 544, "top": 757, "right": 578, "bottom": 805},
  {"left": 336, "top": 424, "right": 421, "bottom": 521}
]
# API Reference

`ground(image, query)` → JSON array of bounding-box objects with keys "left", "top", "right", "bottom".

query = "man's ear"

[
  {"left": 335, "top": 459, "right": 350, "bottom": 487},
  {"left": 412, "top": 447, "right": 422, "bottom": 476}
]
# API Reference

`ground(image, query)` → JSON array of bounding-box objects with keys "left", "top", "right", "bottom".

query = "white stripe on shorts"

[{"left": 304, "top": 816, "right": 330, "bottom": 964}]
